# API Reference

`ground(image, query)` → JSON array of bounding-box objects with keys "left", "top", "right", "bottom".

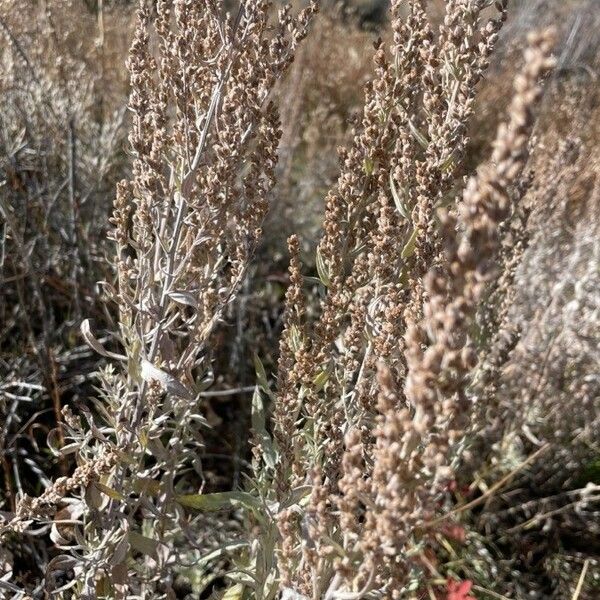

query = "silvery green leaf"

[
  {"left": 288, "top": 323, "right": 303, "bottom": 353},
  {"left": 110, "top": 535, "right": 129, "bottom": 566},
  {"left": 252, "top": 387, "right": 276, "bottom": 470},
  {"left": 304, "top": 276, "right": 323, "bottom": 286},
  {"left": 46, "top": 554, "right": 78, "bottom": 575},
  {"left": 94, "top": 482, "right": 125, "bottom": 501},
  {"left": 389, "top": 173, "right": 411, "bottom": 220},
  {"left": 146, "top": 436, "right": 168, "bottom": 460},
  {"left": 253, "top": 353, "right": 269, "bottom": 391},
  {"left": 81, "top": 319, "right": 127, "bottom": 361},
  {"left": 408, "top": 119, "right": 429, "bottom": 149},
  {"left": 129, "top": 531, "right": 159, "bottom": 558},
  {"left": 280, "top": 485, "right": 312, "bottom": 509},
  {"left": 50, "top": 502, "right": 84, "bottom": 546},
  {"left": 0, "top": 579, "right": 22, "bottom": 593},
  {"left": 188, "top": 413, "right": 210, "bottom": 427},
  {"left": 313, "top": 367, "right": 330, "bottom": 392},
  {"left": 84, "top": 482, "right": 104, "bottom": 510},
  {"left": 167, "top": 290, "right": 198, "bottom": 308},
  {"left": 46, "top": 428, "right": 65, "bottom": 457},
  {"left": 140, "top": 359, "right": 194, "bottom": 400},
  {"left": 401, "top": 227, "right": 419, "bottom": 260},
  {"left": 132, "top": 477, "right": 161, "bottom": 496},
  {"left": 197, "top": 542, "right": 247, "bottom": 569},
  {"left": 439, "top": 151, "right": 456, "bottom": 172},
  {"left": 176, "top": 491, "right": 262, "bottom": 513},
  {"left": 316, "top": 247, "right": 331, "bottom": 288},
  {"left": 221, "top": 583, "right": 245, "bottom": 600}
]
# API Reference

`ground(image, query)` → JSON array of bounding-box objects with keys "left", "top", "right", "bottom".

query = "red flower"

[
  {"left": 441, "top": 523, "right": 467, "bottom": 544},
  {"left": 446, "top": 479, "right": 458, "bottom": 493},
  {"left": 446, "top": 579, "right": 475, "bottom": 600}
]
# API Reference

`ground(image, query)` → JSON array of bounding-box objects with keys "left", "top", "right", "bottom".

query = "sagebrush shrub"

[{"left": 1, "top": 1, "right": 599, "bottom": 599}]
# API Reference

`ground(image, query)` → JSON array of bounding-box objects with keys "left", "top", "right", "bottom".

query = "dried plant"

[
  {"left": 249, "top": 10, "right": 560, "bottom": 600},
  {"left": 2, "top": 0, "right": 316, "bottom": 597},
  {"left": 1, "top": 1, "right": 599, "bottom": 599}
]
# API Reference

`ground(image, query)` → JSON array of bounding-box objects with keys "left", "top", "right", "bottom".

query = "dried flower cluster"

[
  {"left": 271, "top": 0, "right": 512, "bottom": 496},
  {"left": 2, "top": 0, "right": 316, "bottom": 596},
  {"left": 1, "top": 1, "right": 599, "bottom": 598},
  {"left": 262, "top": 12, "right": 558, "bottom": 600}
]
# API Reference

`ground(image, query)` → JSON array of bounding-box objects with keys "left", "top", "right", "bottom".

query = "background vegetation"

[{"left": 0, "top": 1, "right": 598, "bottom": 598}]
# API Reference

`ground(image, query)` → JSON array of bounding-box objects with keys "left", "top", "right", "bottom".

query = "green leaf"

[
  {"left": 252, "top": 388, "right": 277, "bottom": 470},
  {"left": 288, "top": 324, "right": 303, "bottom": 354},
  {"left": 176, "top": 491, "right": 262, "bottom": 513},
  {"left": 304, "top": 275, "right": 324, "bottom": 287},
  {"left": 315, "top": 247, "right": 331, "bottom": 288},
  {"left": 401, "top": 227, "right": 419, "bottom": 260},
  {"left": 313, "top": 365, "right": 331, "bottom": 392},
  {"left": 439, "top": 151, "right": 455, "bottom": 172},
  {"left": 221, "top": 584, "right": 245, "bottom": 600},
  {"left": 253, "top": 353, "right": 269, "bottom": 391},
  {"left": 575, "top": 457, "right": 600, "bottom": 486},
  {"left": 389, "top": 173, "right": 411, "bottom": 220},
  {"left": 132, "top": 477, "right": 161, "bottom": 497},
  {"left": 129, "top": 531, "right": 159, "bottom": 558},
  {"left": 94, "top": 482, "right": 125, "bottom": 501}
]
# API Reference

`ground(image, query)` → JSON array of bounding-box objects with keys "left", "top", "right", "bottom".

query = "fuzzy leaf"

[
  {"left": 129, "top": 531, "right": 159, "bottom": 558},
  {"left": 94, "top": 482, "right": 125, "bottom": 501},
  {"left": 401, "top": 227, "right": 419, "bottom": 260},
  {"left": 47, "top": 428, "right": 78, "bottom": 458},
  {"left": 140, "top": 359, "right": 194, "bottom": 400},
  {"left": 176, "top": 491, "right": 261, "bottom": 513},
  {"left": 389, "top": 173, "right": 411, "bottom": 220},
  {"left": 47, "top": 554, "right": 78, "bottom": 574},
  {"left": 197, "top": 543, "right": 247, "bottom": 569},
  {"left": 281, "top": 485, "right": 312, "bottom": 509},
  {"left": 109, "top": 535, "right": 130, "bottom": 566},
  {"left": 251, "top": 387, "right": 276, "bottom": 470},
  {"left": 167, "top": 290, "right": 198, "bottom": 308},
  {"left": 313, "top": 367, "right": 330, "bottom": 392},
  {"left": 133, "top": 477, "right": 161, "bottom": 497},
  {"left": 81, "top": 319, "right": 127, "bottom": 361},
  {"left": 408, "top": 119, "right": 429, "bottom": 149},
  {"left": 315, "top": 247, "right": 331, "bottom": 288},
  {"left": 221, "top": 584, "right": 245, "bottom": 600},
  {"left": 439, "top": 151, "right": 456, "bottom": 172},
  {"left": 253, "top": 353, "right": 269, "bottom": 391},
  {"left": 288, "top": 324, "right": 303, "bottom": 354}
]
